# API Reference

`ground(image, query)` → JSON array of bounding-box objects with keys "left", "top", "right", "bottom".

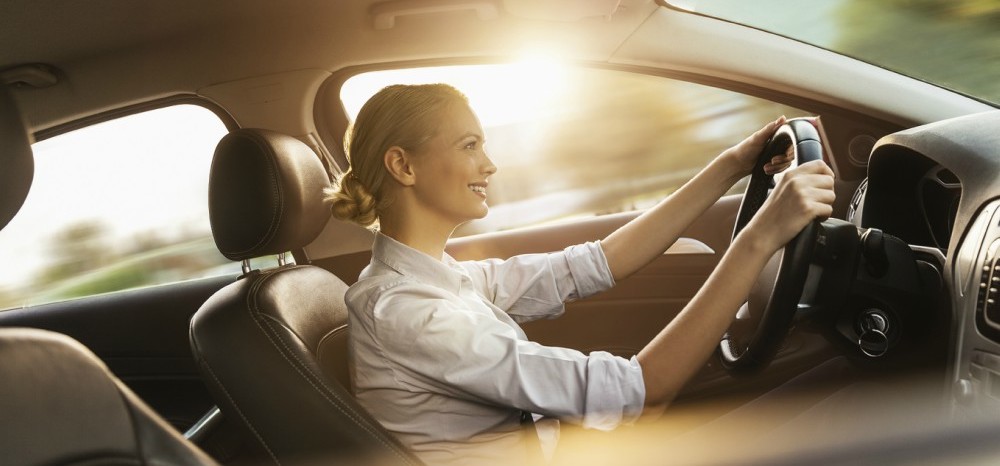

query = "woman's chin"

[{"left": 451, "top": 207, "right": 489, "bottom": 228}]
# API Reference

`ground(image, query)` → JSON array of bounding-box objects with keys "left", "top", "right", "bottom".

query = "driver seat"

[{"left": 189, "top": 129, "right": 420, "bottom": 465}]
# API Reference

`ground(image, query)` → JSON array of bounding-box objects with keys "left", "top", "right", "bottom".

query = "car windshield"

[{"left": 665, "top": 0, "right": 1000, "bottom": 106}]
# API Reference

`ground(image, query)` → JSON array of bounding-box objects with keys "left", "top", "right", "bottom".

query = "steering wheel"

[{"left": 718, "top": 119, "right": 824, "bottom": 373}]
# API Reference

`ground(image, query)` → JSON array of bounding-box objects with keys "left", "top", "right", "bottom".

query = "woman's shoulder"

[
  {"left": 346, "top": 274, "right": 410, "bottom": 310},
  {"left": 346, "top": 273, "right": 456, "bottom": 313},
  {"left": 348, "top": 276, "right": 466, "bottom": 342}
]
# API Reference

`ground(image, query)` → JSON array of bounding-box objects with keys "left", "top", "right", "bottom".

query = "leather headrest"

[
  {"left": 209, "top": 129, "right": 331, "bottom": 261},
  {"left": 0, "top": 86, "right": 34, "bottom": 231}
]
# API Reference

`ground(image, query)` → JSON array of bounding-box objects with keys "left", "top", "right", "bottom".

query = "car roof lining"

[
  {"left": 3, "top": 0, "right": 657, "bottom": 133},
  {"left": 5, "top": 1, "right": 991, "bottom": 142}
]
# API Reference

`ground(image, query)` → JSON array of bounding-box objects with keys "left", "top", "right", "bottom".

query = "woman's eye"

[{"left": 464, "top": 141, "right": 477, "bottom": 150}]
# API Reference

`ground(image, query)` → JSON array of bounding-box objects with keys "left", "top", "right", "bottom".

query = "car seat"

[{"left": 189, "top": 128, "right": 421, "bottom": 466}]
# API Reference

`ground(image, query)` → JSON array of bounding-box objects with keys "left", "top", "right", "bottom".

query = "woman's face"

[{"left": 409, "top": 102, "right": 497, "bottom": 229}]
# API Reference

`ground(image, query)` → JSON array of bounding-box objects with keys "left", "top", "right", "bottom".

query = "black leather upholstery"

[
  {"left": 0, "top": 328, "right": 218, "bottom": 466},
  {"left": 0, "top": 86, "right": 34, "bottom": 230},
  {"left": 191, "top": 129, "right": 420, "bottom": 465},
  {"left": 209, "top": 129, "right": 330, "bottom": 261}
]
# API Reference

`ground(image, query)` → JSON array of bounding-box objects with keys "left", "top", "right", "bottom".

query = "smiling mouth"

[{"left": 469, "top": 184, "right": 486, "bottom": 195}]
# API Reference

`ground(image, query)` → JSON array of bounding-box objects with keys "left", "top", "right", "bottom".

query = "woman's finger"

[
  {"left": 763, "top": 161, "right": 793, "bottom": 175},
  {"left": 761, "top": 145, "right": 796, "bottom": 174},
  {"left": 752, "top": 116, "right": 787, "bottom": 143},
  {"left": 793, "top": 159, "right": 834, "bottom": 175}
]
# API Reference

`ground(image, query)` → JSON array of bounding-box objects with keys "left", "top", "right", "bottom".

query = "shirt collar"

[{"left": 371, "top": 232, "right": 467, "bottom": 294}]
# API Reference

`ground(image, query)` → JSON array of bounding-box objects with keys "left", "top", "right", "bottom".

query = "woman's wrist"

[
  {"left": 715, "top": 149, "right": 751, "bottom": 185},
  {"left": 732, "top": 222, "right": 780, "bottom": 260}
]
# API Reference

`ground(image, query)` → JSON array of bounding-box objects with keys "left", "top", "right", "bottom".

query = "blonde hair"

[{"left": 324, "top": 84, "right": 469, "bottom": 228}]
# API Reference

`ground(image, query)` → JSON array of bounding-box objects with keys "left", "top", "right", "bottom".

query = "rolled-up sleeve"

[
  {"left": 460, "top": 241, "right": 616, "bottom": 322},
  {"left": 563, "top": 240, "right": 616, "bottom": 299},
  {"left": 372, "top": 283, "right": 645, "bottom": 430}
]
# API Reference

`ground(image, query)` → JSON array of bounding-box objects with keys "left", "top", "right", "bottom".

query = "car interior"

[
  {"left": 2, "top": 1, "right": 1000, "bottom": 464},
  {"left": 190, "top": 127, "right": 420, "bottom": 465},
  {"left": 0, "top": 86, "right": 218, "bottom": 466}
]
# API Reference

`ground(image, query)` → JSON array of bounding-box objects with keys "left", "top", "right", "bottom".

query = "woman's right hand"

[{"left": 739, "top": 160, "right": 836, "bottom": 254}]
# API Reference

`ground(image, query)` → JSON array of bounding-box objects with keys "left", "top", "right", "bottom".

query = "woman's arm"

[
  {"left": 637, "top": 159, "right": 836, "bottom": 412},
  {"left": 602, "top": 117, "right": 792, "bottom": 281}
]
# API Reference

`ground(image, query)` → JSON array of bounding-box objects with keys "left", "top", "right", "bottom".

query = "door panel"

[{"left": 0, "top": 274, "right": 235, "bottom": 430}]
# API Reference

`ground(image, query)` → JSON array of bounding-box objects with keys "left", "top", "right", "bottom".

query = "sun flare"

[{"left": 340, "top": 58, "right": 569, "bottom": 129}]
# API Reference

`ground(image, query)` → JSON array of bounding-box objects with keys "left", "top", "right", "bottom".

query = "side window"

[
  {"left": 340, "top": 65, "right": 807, "bottom": 236},
  {"left": 0, "top": 104, "right": 236, "bottom": 310}
]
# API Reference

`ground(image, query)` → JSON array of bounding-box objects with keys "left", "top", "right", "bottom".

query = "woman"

[{"left": 325, "top": 84, "right": 835, "bottom": 464}]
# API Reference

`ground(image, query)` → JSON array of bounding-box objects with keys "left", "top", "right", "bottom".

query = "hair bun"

[{"left": 325, "top": 171, "right": 379, "bottom": 227}]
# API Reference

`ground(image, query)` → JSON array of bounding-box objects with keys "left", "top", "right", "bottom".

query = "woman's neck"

[{"left": 379, "top": 218, "right": 454, "bottom": 261}]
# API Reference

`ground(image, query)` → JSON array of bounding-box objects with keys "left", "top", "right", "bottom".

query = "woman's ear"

[{"left": 384, "top": 146, "right": 416, "bottom": 187}]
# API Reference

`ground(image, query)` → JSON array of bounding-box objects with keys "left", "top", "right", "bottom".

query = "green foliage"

[
  {"left": 836, "top": 0, "right": 1000, "bottom": 103},
  {"left": 49, "top": 264, "right": 152, "bottom": 299},
  {"left": 38, "top": 220, "right": 110, "bottom": 283},
  {"left": 877, "top": 0, "right": 1000, "bottom": 20},
  {"left": 0, "top": 224, "right": 230, "bottom": 310}
]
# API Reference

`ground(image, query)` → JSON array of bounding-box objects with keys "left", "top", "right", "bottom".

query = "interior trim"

[
  {"left": 184, "top": 406, "right": 223, "bottom": 443},
  {"left": 33, "top": 94, "right": 238, "bottom": 142},
  {"left": 664, "top": 237, "right": 714, "bottom": 255}
]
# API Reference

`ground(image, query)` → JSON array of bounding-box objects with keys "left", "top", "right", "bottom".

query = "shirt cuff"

[
  {"left": 563, "top": 240, "right": 616, "bottom": 299},
  {"left": 581, "top": 353, "right": 646, "bottom": 430}
]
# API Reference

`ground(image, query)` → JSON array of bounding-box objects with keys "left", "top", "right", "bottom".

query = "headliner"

[{"left": 1, "top": 0, "right": 657, "bottom": 131}]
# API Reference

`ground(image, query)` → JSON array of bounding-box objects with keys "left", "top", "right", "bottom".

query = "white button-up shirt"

[{"left": 346, "top": 233, "right": 646, "bottom": 464}]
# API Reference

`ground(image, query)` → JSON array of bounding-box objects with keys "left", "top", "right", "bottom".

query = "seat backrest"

[
  {"left": 0, "top": 85, "right": 216, "bottom": 466},
  {"left": 190, "top": 129, "right": 420, "bottom": 466},
  {"left": 0, "top": 328, "right": 220, "bottom": 466}
]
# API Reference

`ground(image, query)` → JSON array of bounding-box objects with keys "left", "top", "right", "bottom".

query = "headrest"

[
  {"left": 209, "top": 129, "right": 331, "bottom": 261},
  {"left": 0, "top": 86, "right": 34, "bottom": 231}
]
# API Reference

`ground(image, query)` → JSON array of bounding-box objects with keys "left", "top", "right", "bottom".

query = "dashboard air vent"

[
  {"left": 978, "top": 239, "right": 1000, "bottom": 329},
  {"left": 937, "top": 168, "right": 960, "bottom": 185}
]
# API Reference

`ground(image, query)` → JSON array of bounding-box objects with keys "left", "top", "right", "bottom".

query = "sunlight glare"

[{"left": 341, "top": 60, "right": 569, "bottom": 128}]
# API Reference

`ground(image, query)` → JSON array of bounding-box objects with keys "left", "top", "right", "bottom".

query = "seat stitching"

[
  {"left": 252, "top": 132, "right": 284, "bottom": 252},
  {"left": 315, "top": 324, "right": 348, "bottom": 375},
  {"left": 197, "top": 352, "right": 281, "bottom": 465},
  {"left": 250, "top": 304, "right": 411, "bottom": 462},
  {"left": 254, "top": 309, "right": 413, "bottom": 464},
  {"left": 316, "top": 323, "right": 350, "bottom": 388},
  {"left": 316, "top": 324, "right": 348, "bottom": 354},
  {"left": 246, "top": 271, "right": 416, "bottom": 465},
  {"left": 112, "top": 378, "right": 148, "bottom": 465},
  {"left": 221, "top": 131, "right": 283, "bottom": 257}
]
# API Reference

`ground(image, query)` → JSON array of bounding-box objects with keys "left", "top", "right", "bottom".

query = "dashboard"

[
  {"left": 851, "top": 148, "right": 962, "bottom": 252},
  {"left": 850, "top": 110, "right": 1000, "bottom": 417}
]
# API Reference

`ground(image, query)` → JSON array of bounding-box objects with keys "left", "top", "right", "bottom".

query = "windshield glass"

[{"left": 666, "top": 0, "right": 1000, "bottom": 105}]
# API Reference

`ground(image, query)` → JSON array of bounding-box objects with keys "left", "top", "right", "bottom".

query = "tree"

[
  {"left": 836, "top": 0, "right": 1000, "bottom": 103},
  {"left": 36, "top": 220, "right": 110, "bottom": 284}
]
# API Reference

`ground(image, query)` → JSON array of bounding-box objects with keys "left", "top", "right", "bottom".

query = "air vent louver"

[{"left": 978, "top": 239, "right": 1000, "bottom": 328}]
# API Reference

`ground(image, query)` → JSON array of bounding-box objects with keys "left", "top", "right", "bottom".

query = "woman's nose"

[{"left": 482, "top": 152, "right": 497, "bottom": 176}]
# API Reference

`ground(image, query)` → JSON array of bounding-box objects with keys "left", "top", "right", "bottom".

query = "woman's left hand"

[{"left": 724, "top": 116, "right": 795, "bottom": 177}]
